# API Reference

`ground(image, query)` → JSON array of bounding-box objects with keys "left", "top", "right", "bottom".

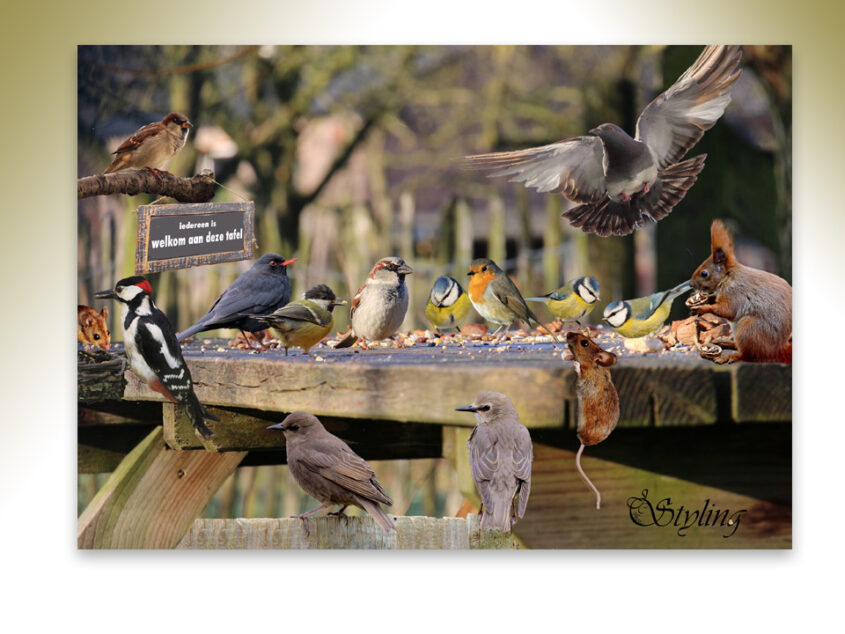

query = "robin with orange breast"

[{"left": 467, "top": 258, "right": 558, "bottom": 344}]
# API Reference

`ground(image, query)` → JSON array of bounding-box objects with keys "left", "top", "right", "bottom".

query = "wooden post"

[
  {"left": 487, "top": 195, "right": 506, "bottom": 265},
  {"left": 543, "top": 195, "right": 563, "bottom": 292},
  {"left": 399, "top": 192, "right": 416, "bottom": 332},
  {"left": 454, "top": 198, "right": 473, "bottom": 277},
  {"left": 78, "top": 427, "right": 246, "bottom": 549},
  {"left": 177, "top": 514, "right": 519, "bottom": 549}
]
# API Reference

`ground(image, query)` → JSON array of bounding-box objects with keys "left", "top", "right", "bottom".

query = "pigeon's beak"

[
  {"left": 588, "top": 126, "right": 600, "bottom": 136},
  {"left": 266, "top": 422, "right": 285, "bottom": 431},
  {"left": 455, "top": 404, "right": 479, "bottom": 413},
  {"left": 282, "top": 258, "right": 297, "bottom": 266},
  {"left": 94, "top": 289, "right": 118, "bottom": 300}
]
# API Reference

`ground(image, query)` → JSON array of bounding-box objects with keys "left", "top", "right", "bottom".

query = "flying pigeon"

[{"left": 465, "top": 45, "right": 743, "bottom": 237}]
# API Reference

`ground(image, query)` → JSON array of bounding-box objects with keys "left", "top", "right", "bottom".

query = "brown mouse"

[
  {"left": 78, "top": 305, "right": 110, "bottom": 351},
  {"left": 690, "top": 220, "right": 792, "bottom": 363},
  {"left": 566, "top": 331, "right": 620, "bottom": 509}
]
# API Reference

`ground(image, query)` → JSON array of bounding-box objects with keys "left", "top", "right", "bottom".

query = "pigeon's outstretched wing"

[
  {"left": 464, "top": 136, "right": 607, "bottom": 202},
  {"left": 636, "top": 45, "right": 742, "bottom": 169}
]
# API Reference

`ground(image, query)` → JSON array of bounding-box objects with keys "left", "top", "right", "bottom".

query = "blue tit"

[
  {"left": 425, "top": 275, "right": 472, "bottom": 331},
  {"left": 603, "top": 281, "right": 692, "bottom": 338},
  {"left": 525, "top": 276, "right": 600, "bottom": 324}
]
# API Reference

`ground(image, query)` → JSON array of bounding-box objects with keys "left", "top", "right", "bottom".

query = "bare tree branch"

[{"left": 78, "top": 170, "right": 217, "bottom": 203}]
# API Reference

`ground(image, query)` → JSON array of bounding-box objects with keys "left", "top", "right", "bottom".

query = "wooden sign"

[{"left": 135, "top": 201, "right": 255, "bottom": 274}]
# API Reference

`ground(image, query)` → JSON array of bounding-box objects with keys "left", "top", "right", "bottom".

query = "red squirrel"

[
  {"left": 690, "top": 220, "right": 792, "bottom": 363},
  {"left": 78, "top": 305, "right": 111, "bottom": 351},
  {"left": 566, "top": 331, "right": 620, "bottom": 510}
]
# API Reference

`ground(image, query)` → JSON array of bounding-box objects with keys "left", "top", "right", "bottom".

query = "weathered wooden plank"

[
  {"left": 126, "top": 352, "right": 572, "bottom": 427},
  {"left": 162, "top": 403, "right": 443, "bottom": 458},
  {"left": 121, "top": 340, "right": 785, "bottom": 428},
  {"left": 176, "top": 514, "right": 518, "bottom": 549},
  {"left": 443, "top": 425, "right": 790, "bottom": 548},
  {"left": 731, "top": 363, "right": 792, "bottom": 422},
  {"left": 514, "top": 442, "right": 790, "bottom": 548},
  {"left": 78, "top": 427, "right": 246, "bottom": 548}
]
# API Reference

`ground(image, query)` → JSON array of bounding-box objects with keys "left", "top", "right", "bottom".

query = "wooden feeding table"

[{"left": 78, "top": 331, "right": 791, "bottom": 549}]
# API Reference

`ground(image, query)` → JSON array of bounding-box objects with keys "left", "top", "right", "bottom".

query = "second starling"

[{"left": 456, "top": 391, "right": 533, "bottom": 532}]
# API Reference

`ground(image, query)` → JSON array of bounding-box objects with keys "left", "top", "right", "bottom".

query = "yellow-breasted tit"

[
  {"left": 602, "top": 281, "right": 692, "bottom": 338},
  {"left": 467, "top": 258, "right": 559, "bottom": 343},
  {"left": 525, "top": 276, "right": 600, "bottom": 325},
  {"left": 250, "top": 284, "right": 346, "bottom": 356},
  {"left": 425, "top": 275, "right": 472, "bottom": 332}
]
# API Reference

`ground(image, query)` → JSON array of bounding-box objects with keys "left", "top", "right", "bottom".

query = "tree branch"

[{"left": 78, "top": 170, "right": 217, "bottom": 203}]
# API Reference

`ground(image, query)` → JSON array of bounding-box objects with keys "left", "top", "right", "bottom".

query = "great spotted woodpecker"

[{"left": 95, "top": 276, "right": 218, "bottom": 438}]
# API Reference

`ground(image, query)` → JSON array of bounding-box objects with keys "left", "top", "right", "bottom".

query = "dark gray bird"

[
  {"left": 177, "top": 253, "right": 295, "bottom": 347},
  {"left": 465, "top": 45, "right": 742, "bottom": 236},
  {"left": 456, "top": 391, "right": 533, "bottom": 532},
  {"left": 267, "top": 412, "right": 397, "bottom": 532}
]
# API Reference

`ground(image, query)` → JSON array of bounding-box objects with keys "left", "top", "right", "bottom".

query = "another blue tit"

[
  {"left": 525, "top": 276, "right": 600, "bottom": 324},
  {"left": 603, "top": 281, "right": 692, "bottom": 338},
  {"left": 425, "top": 275, "right": 472, "bottom": 331}
]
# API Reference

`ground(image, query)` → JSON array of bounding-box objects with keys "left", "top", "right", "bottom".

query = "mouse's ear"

[
  {"left": 595, "top": 350, "right": 617, "bottom": 367},
  {"left": 100, "top": 306, "right": 109, "bottom": 319}
]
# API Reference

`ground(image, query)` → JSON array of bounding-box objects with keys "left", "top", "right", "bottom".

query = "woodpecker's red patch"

[{"left": 136, "top": 279, "right": 154, "bottom": 296}]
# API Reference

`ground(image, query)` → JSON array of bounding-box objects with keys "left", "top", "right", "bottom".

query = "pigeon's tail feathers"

[
  {"left": 563, "top": 197, "right": 647, "bottom": 237},
  {"left": 185, "top": 391, "right": 216, "bottom": 439},
  {"left": 358, "top": 498, "right": 397, "bottom": 532},
  {"left": 641, "top": 154, "right": 707, "bottom": 223}
]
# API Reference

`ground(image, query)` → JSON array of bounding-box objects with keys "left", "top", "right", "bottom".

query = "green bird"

[
  {"left": 602, "top": 281, "right": 692, "bottom": 338},
  {"left": 250, "top": 284, "right": 346, "bottom": 356},
  {"left": 425, "top": 275, "right": 472, "bottom": 332},
  {"left": 525, "top": 276, "right": 600, "bottom": 325}
]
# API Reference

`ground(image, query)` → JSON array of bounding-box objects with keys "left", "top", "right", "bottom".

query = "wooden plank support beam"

[
  {"left": 162, "top": 404, "right": 443, "bottom": 461},
  {"left": 78, "top": 427, "right": 247, "bottom": 548},
  {"left": 443, "top": 424, "right": 791, "bottom": 548},
  {"left": 176, "top": 514, "right": 519, "bottom": 549}
]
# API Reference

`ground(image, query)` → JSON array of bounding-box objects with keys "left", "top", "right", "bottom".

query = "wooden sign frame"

[{"left": 135, "top": 201, "right": 255, "bottom": 274}]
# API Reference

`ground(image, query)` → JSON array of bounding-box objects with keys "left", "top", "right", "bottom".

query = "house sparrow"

[
  {"left": 104, "top": 112, "right": 193, "bottom": 176},
  {"left": 334, "top": 257, "right": 413, "bottom": 348}
]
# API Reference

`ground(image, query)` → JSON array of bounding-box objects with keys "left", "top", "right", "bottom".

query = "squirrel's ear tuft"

[
  {"left": 713, "top": 247, "right": 727, "bottom": 265},
  {"left": 710, "top": 220, "right": 734, "bottom": 255}
]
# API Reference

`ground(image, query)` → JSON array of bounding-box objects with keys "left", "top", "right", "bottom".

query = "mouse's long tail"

[{"left": 576, "top": 443, "right": 601, "bottom": 510}]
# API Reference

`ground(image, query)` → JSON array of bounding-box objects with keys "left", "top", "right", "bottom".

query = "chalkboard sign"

[{"left": 135, "top": 202, "right": 255, "bottom": 274}]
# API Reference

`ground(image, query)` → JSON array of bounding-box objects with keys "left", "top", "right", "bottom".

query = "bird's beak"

[
  {"left": 588, "top": 126, "right": 599, "bottom": 135},
  {"left": 331, "top": 299, "right": 348, "bottom": 307},
  {"left": 94, "top": 289, "right": 118, "bottom": 300},
  {"left": 455, "top": 404, "right": 479, "bottom": 412},
  {"left": 266, "top": 422, "right": 285, "bottom": 431},
  {"left": 397, "top": 263, "right": 413, "bottom": 275},
  {"left": 182, "top": 121, "right": 193, "bottom": 129},
  {"left": 282, "top": 258, "right": 297, "bottom": 266}
]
